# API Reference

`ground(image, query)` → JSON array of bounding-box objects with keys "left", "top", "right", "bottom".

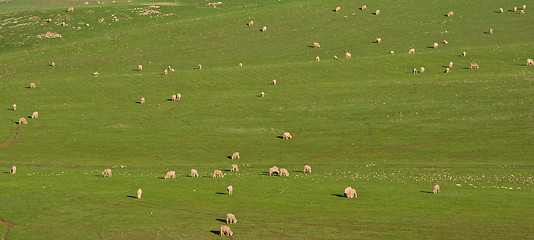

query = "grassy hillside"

[{"left": 1, "top": 0, "right": 533, "bottom": 239}]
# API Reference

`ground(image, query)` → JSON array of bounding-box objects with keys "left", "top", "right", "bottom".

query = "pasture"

[{"left": 1, "top": 0, "right": 533, "bottom": 239}]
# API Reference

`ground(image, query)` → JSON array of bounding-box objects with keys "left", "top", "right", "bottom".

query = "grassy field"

[{"left": 1, "top": 0, "right": 533, "bottom": 239}]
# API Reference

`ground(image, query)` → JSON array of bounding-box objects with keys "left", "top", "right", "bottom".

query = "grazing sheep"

[
  {"left": 172, "top": 95, "right": 177, "bottom": 101},
  {"left": 10, "top": 166, "right": 16, "bottom": 174},
  {"left": 198, "top": 64, "right": 202, "bottom": 70},
  {"left": 282, "top": 132, "right": 292, "bottom": 139},
  {"left": 514, "top": 6, "right": 518, "bottom": 12},
  {"left": 239, "top": 62, "right": 243, "bottom": 67},
  {"left": 140, "top": 97, "right": 145, "bottom": 104},
  {"left": 51, "top": 62, "right": 55, "bottom": 67},
  {"left": 19, "top": 118, "right": 27, "bottom": 125},
  {"left": 191, "top": 169, "right": 199, "bottom": 177},
  {"left": 102, "top": 168, "right": 112, "bottom": 177},
  {"left": 443, "top": 40, "right": 448, "bottom": 44},
  {"left": 12, "top": 104, "right": 16, "bottom": 111},
  {"left": 489, "top": 28, "right": 493, "bottom": 34},
  {"left": 232, "top": 152, "right": 240, "bottom": 159},
  {"left": 347, "top": 188, "right": 357, "bottom": 198},
  {"left": 376, "top": 38, "right": 382, "bottom": 43},
  {"left": 375, "top": 9, "right": 380, "bottom": 15},
  {"left": 408, "top": 48, "right": 415, "bottom": 54},
  {"left": 269, "top": 166, "right": 279, "bottom": 176},
  {"left": 470, "top": 62, "right": 479, "bottom": 69},
  {"left": 335, "top": 7, "right": 340, "bottom": 12},
  {"left": 164, "top": 171, "right": 176, "bottom": 179},
  {"left": 433, "top": 42, "right": 438, "bottom": 48},
  {"left": 445, "top": 68, "right": 450, "bottom": 73},
  {"left": 31, "top": 112, "right": 38, "bottom": 119},
  {"left": 499, "top": 8, "right": 504, "bottom": 13},
  {"left": 361, "top": 5, "right": 367, "bottom": 10},
  {"left": 176, "top": 93, "right": 181, "bottom": 101},
  {"left": 412, "top": 68, "right": 418, "bottom": 74},
  {"left": 93, "top": 72, "right": 99, "bottom": 77},
  {"left": 344, "top": 187, "right": 353, "bottom": 197},
  {"left": 30, "top": 82, "right": 36, "bottom": 88},
  {"left": 137, "top": 189, "right": 142, "bottom": 199},
  {"left": 433, "top": 184, "right": 440, "bottom": 194},
  {"left": 260, "top": 92, "right": 265, "bottom": 97},
  {"left": 334, "top": 55, "right": 339, "bottom": 60},
  {"left": 520, "top": 9, "right": 525, "bottom": 14},
  {"left": 449, "top": 61, "right": 454, "bottom": 68},
  {"left": 447, "top": 11, "right": 453, "bottom": 17},
  {"left": 389, "top": 50, "right": 395, "bottom": 54},
  {"left": 273, "top": 79, "right": 277, "bottom": 85},
  {"left": 304, "top": 165, "right": 312, "bottom": 173},
  {"left": 138, "top": 65, "right": 143, "bottom": 71},
  {"left": 248, "top": 20, "right": 254, "bottom": 26},
  {"left": 527, "top": 59, "right": 534, "bottom": 65},
  {"left": 420, "top": 67, "right": 425, "bottom": 73},
  {"left": 227, "top": 185, "right": 233, "bottom": 195},
  {"left": 313, "top": 42, "right": 321, "bottom": 48},
  {"left": 231, "top": 164, "right": 239, "bottom": 172},
  {"left": 280, "top": 168, "right": 289, "bottom": 177},
  {"left": 261, "top": 26, "right": 267, "bottom": 32},
  {"left": 163, "top": 69, "right": 168, "bottom": 75},
  {"left": 316, "top": 56, "right": 320, "bottom": 61},
  {"left": 461, "top": 51, "right": 467, "bottom": 57},
  {"left": 523, "top": 5, "right": 526, "bottom": 10},
  {"left": 67, "top": 7, "right": 74, "bottom": 12},
  {"left": 226, "top": 213, "right": 237, "bottom": 224},
  {"left": 220, "top": 225, "right": 233, "bottom": 236},
  {"left": 213, "top": 170, "right": 224, "bottom": 178},
  {"left": 346, "top": 52, "right": 352, "bottom": 59}
]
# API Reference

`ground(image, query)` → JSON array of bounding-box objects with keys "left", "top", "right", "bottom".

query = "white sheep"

[
  {"left": 375, "top": 9, "right": 380, "bottom": 15},
  {"left": 335, "top": 6, "right": 340, "bottom": 12},
  {"left": 449, "top": 61, "right": 454, "bottom": 68},
  {"left": 269, "top": 166, "right": 279, "bottom": 176},
  {"left": 137, "top": 188, "right": 142, "bottom": 199},
  {"left": 10, "top": 166, "right": 16, "bottom": 174},
  {"left": 51, "top": 62, "right": 55, "bottom": 67},
  {"left": 232, "top": 152, "right": 240, "bottom": 159},
  {"left": 376, "top": 38, "right": 382, "bottom": 43},
  {"left": 260, "top": 92, "right": 265, "bottom": 97},
  {"left": 138, "top": 65, "right": 143, "bottom": 71},
  {"left": 101, "top": 168, "right": 112, "bottom": 177},
  {"left": 31, "top": 112, "right": 38, "bottom": 119},
  {"left": 239, "top": 63, "right": 243, "bottom": 67},
  {"left": 164, "top": 171, "right": 176, "bottom": 179},
  {"left": 489, "top": 28, "right": 493, "bottom": 34},
  {"left": 361, "top": 5, "right": 367, "bottom": 10},
  {"left": 443, "top": 40, "right": 448, "bottom": 44},
  {"left": 19, "top": 118, "right": 28, "bottom": 125},
  {"left": 514, "top": 6, "right": 518, "bottom": 12},
  {"left": 420, "top": 67, "right": 425, "bottom": 73},
  {"left": 140, "top": 97, "right": 145, "bottom": 104},
  {"left": 176, "top": 93, "right": 181, "bottom": 101},
  {"left": 348, "top": 188, "right": 357, "bottom": 198},
  {"left": 520, "top": 9, "right": 525, "bottom": 14},
  {"left": 523, "top": 5, "right": 526, "bottom": 10},
  {"left": 227, "top": 185, "right": 233, "bottom": 195},
  {"left": 433, "top": 42, "right": 438, "bottom": 48},
  {"left": 220, "top": 225, "right": 233, "bottom": 236},
  {"left": 226, "top": 213, "right": 237, "bottom": 224},
  {"left": 191, "top": 169, "right": 199, "bottom": 177},
  {"left": 499, "top": 8, "right": 504, "bottom": 13},
  {"left": 346, "top": 52, "right": 352, "bottom": 59},
  {"left": 172, "top": 95, "right": 177, "bottom": 101},
  {"left": 527, "top": 59, "right": 534, "bottom": 66},
  {"left": 389, "top": 50, "right": 395, "bottom": 54},
  {"left": 198, "top": 64, "right": 202, "bottom": 69},
  {"left": 344, "top": 187, "right": 353, "bottom": 197},
  {"left": 334, "top": 55, "right": 339, "bottom": 60},
  {"left": 313, "top": 42, "right": 321, "bottom": 48},
  {"left": 412, "top": 68, "right": 418, "bottom": 74},
  {"left": 282, "top": 132, "right": 292, "bottom": 139},
  {"left": 447, "top": 11, "right": 453, "bottom": 17},
  {"left": 261, "top": 26, "right": 267, "bottom": 32},
  {"left": 433, "top": 184, "right": 440, "bottom": 194},
  {"left": 408, "top": 48, "right": 415, "bottom": 54},
  {"left": 213, "top": 170, "right": 224, "bottom": 178},
  {"left": 273, "top": 79, "right": 277, "bottom": 85},
  {"left": 304, "top": 165, "right": 311, "bottom": 173},
  {"left": 445, "top": 68, "right": 450, "bottom": 73},
  {"left": 316, "top": 56, "right": 320, "bottom": 61},
  {"left": 12, "top": 104, "right": 16, "bottom": 111},
  {"left": 470, "top": 62, "right": 479, "bottom": 69},
  {"left": 280, "top": 168, "right": 289, "bottom": 177},
  {"left": 93, "top": 72, "right": 99, "bottom": 77},
  {"left": 67, "top": 7, "right": 74, "bottom": 12},
  {"left": 30, "top": 82, "right": 36, "bottom": 88},
  {"left": 248, "top": 20, "right": 254, "bottom": 26},
  {"left": 461, "top": 51, "right": 467, "bottom": 57},
  {"left": 231, "top": 164, "right": 239, "bottom": 172}
]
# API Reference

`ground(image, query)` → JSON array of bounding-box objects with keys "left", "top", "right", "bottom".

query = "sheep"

[
  {"left": 514, "top": 6, "right": 518, "bottom": 12},
  {"left": 313, "top": 42, "right": 321, "bottom": 48},
  {"left": 304, "top": 165, "right": 311, "bottom": 173},
  {"left": 346, "top": 52, "right": 352, "bottom": 59},
  {"left": 361, "top": 5, "right": 367, "bottom": 10},
  {"left": 527, "top": 59, "right": 534, "bottom": 66},
  {"left": 489, "top": 28, "right": 493, "bottom": 34},
  {"left": 93, "top": 72, "right": 99, "bottom": 77},
  {"left": 12, "top": 104, "right": 16, "bottom": 111},
  {"left": 239, "top": 62, "right": 243, "bottom": 67},
  {"left": 172, "top": 95, "right": 177, "bottom": 101},
  {"left": 445, "top": 68, "right": 450, "bottom": 73},
  {"left": 389, "top": 50, "right": 395, "bottom": 55},
  {"left": 10, "top": 166, "right": 16, "bottom": 174},
  {"left": 344, "top": 187, "right": 353, "bottom": 197},
  {"left": 376, "top": 38, "right": 382, "bottom": 43},
  {"left": 420, "top": 67, "right": 425, "bottom": 73},
  {"left": 261, "top": 26, "right": 267, "bottom": 32},
  {"left": 213, "top": 170, "right": 224, "bottom": 178},
  {"left": 273, "top": 79, "right": 277, "bottom": 85},
  {"left": 520, "top": 9, "right": 525, "bottom": 14},
  {"left": 19, "top": 118, "right": 27, "bottom": 125},
  {"left": 198, "top": 64, "right": 202, "bottom": 70},
  {"left": 67, "top": 7, "right": 74, "bottom": 12},
  {"left": 220, "top": 225, "right": 233, "bottom": 236},
  {"left": 443, "top": 40, "right": 448, "bottom": 44},
  {"left": 83, "top": 1, "right": 89, "bottom": 5},
  {"left": 316, "top": 56, "right": 320, "bottom": 61},
  {"left": 523, "top": 5, "right": 526, "bottom": 10},
  {"left": 176, "top": 93, "right": 181, "bottom": 101},
  {"left": 282, "top": 132, "right": 292, "bottom": 139},
  {"left": 248, "top": 20, "right": 254, "bottom": 26},
  {"left": 334, "top": 55, "right": 339, "bottom": 60},
  {"left": 163, "top": 69, "right": 168, "bottom": 75},
  {"left": 191, "top": 168, "right": 199, "bottom": 177},
  {"left": 137, "top": 189, "right": 142, "bottom": 199},
  {"left": 164, "top": 171, "right": 176, "bottom": 179},
  {"left": 375, "top": 9, "right": 380, "bottom": 15},
  {"left": 50, "top": 62, "right": 55, "bottom": 67},
  {"left": 269, "top": 166, "right": 279, "bottom": 176},
  {"left": 232, "top": 152, "right": 240, "bottom": 159},
  {"left": 31, "top": 112, "right": 38, "bottom": 119},
  {"left": 447, "top": 11, "right": 453, "bottom": 17},
  {"left": 101, "top": 168, "right": 112, "bottom": 177},
  {"left": 347, "top": 188, "right": 357, "bottom": 198},
  {"left": 231, "top": 164, "right": 239, "bottom": 172},
  {"left": 499, "top": 8, "right": 504, "bottom": 13},
  {"left": 260, "top": 92, "right": 265, "bottom": 97},
  {"left": 140, "top": 97, "right": 145, "bottom": 104},
  {"left": 226, "top": 213, "right": 237, "bottom": 224},
  {"left": 280, "top": 168, "right": 289, "bottom": 177},
  {"left": 449, "top": 61, "right": 454, "bottom": 68},
  {"left": 227, "top": 185, "right": 233, "bottom": 195},
  {"left": 412, "top": 68, "right": 418, "bottom": 74},
  {"left": 433, "top": 184, "right": 440, "bottom": 194},
  {"left": 461, "top": 51, "right": 467, "bottom": 57},
  {"left": 408, "top": 48, "right": 415, "bottom": 54},
  {"left": 470, "top": 62, "right": 479, "bottom": 69},
  {"left": 335, "top": 7, "right": 340, "bottom": 12},
  {"left": 433, "top": 42, "right": 438, "bottom": 48},
  {"left": 30, "top": 82, "right": 36, "bottom": 88},
  {"left": 138, "top": 65, "right": 143, "bottom": 71}
]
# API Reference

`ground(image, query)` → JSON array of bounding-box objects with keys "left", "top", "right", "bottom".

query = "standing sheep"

[
  {"left": 140, "top": 97, "right": 145, "bottom": 104},
  {"left": 19, "top": 118, "right": 28, "bottom": 125},
  {"left": 334, "top": 55, "right": 339, "bottom": 60},
  {"left": 198, "top": 64, "right": 202, "bottom": 70},
  {"left": 344, "top": 187, "right": 353, "bottom": 197},
  {"left": 280, "top": 168, "right": 289, "bottom": 177},
  {"left": 12, "top": 104, "right": 16, "bottom": 111},
  {"left": 172, "top": 95, "right": 177, "bottom": 101},
  {"left": 176, "top": 93, "right": 181, "bottom": 101},
  {"left": 248, "top": 20, "right": 254, "bottom": 26},
  {"left": 50, "top": 62, "right": 55, "bottom": 67},
  {"left": 137, "top": 189, "right": 142, "bottom": 199},
  {"left": 520, "top": 9, "right": 525, "bottom": 14},
  {"left": 433, "top": 42, "right": 439, "bottom": 48},
  {"left": 375, "top": 9, "right": 380, "bottom": 15},
  {"left": 346, "top": 52, "right": 352, "bottom": 59},
  {"left": 93, "top": 72, "right": 99, "bottom": 77},
  {"left": 408, "top": 48, "right": 415, "bottom": 54},
  {"left": 31, "top": 112, "right": 38, "bottom": 119},
  {"left": 443, "top": 40, "right": 448, "bottom": 44},
  {"left": 347, "top": 188, "right": 357, "bottom": 198},
  {"left": 163, "top": 69, "right": 168, "bottom": 75},
  {"left": 231, "top": 164, "right": 239, "bottom": 172},
  {"left": 527, "top": 59, "right": 534, "bottom": 66},
  {"left": 447, "top": 11, "right": 453, "bottom": 17},
  {"left": 523, "top": 5, "right": 526, "bottom": 10},
  {"left": 226, "top": 213, "right": 237, "bottom": 224},
  {"left": 164, "top": 171, "right": 176, "bottom": 179},
  {"left": 315, "top": 56, "right": 320, "bottom": 61},
  {"left": 433, "top": 184, "right": 440, "bottom": 194},
  {"left": 420, "top": 67, "right": 425, "bottom": 73},
  {"left": 489, "top": 28, "right": 493, "bottom": 34},
  {"left": 376, "top": 38, "right": 382, "bottom": 43},
  {"left": 445, "top": 68, "right": 450, "bottom": 73},
  {"left": 412, "top": 68, "right": 418, "bottom": 74},
  {"left": 67, "top": 7, "right": 74, "bottom": 12},
  {"left": 269, "top": 166, "right": 279, "bottom": 176},
  {"left": 304, "top": 165, "right": 312, "bottom": 173},
  {"left": 461, "top": 51, "right": 467, "bottom": 57},
  {"left": 470, "top": 62, "right": 479, "bottom": 69},
  {"left": 499, "top": 8, "right": 504, "bottom": 13},
  {"left": 220, "top": 225, "right": 233, "bottom": 236},
  {"left": 273, "top": 79, "right": 277, "bottom": 85},
  {"left": 239, "top": 62, "right": 243, "bottom": 67},
  {"left": 10, "top": 166, "right": 16, "bottom": 174},
  {"left": 260, "top": 92, "right": 265, "bottom": 97},
  {"left": 335, "top": 6, "right": 340, "bottom": 12},
  {"left": 449, "top": 61, "right": 454, "bottom": 68},
  {"left": 30, "top": 82, "right": 36, "bottom": 88},
  {"left": 361, "top": 5, "right": 367, "bottom": 10},
  {"left": 514, "top": 6, "right": 518, "bottom": 12},
  {"left": 102, "top": 168, "right": 112, "bottom": 177},
  {"left": 261, "top": 26, "right": 267, "bottom": 32},
  {"left": 213, "top": 170, "right": 224, "bottom": 178},
  {"left": 282, "top": 132, "right": 292, "bottom": 139},
  {"left": 227, "top": 185, "right": 233, "bottom": 195},
  {"left": 138, "top": 65, "right": 143, "bottom": 71},
  {"left": 191, "top": 169, "right": 199, "bottom": 177},
  {"left": 231, "top": 152, "right": 240, "bottom": 159}
]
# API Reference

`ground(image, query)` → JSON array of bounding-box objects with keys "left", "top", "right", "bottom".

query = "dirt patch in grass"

[
  {"left": 0, "top": 217, "right": 14, "bottom": 240},
  {"left": 0, "top": 126, "right": 19, "bottom": 150},
  {"left": 143, "top": 3, "right": 181, "bottom": 6}
]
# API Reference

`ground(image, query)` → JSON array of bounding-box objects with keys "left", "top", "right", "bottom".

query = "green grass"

[{"left": 1, "top": 0, "right": 533, "bottom": 239}]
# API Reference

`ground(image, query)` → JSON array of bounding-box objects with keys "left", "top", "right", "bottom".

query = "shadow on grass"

[
  {"left": 276, "top": 136, "right": 284, "bottom": 139},
  {"left": 126, "top": 195, "right": 138, "bottom": 199},
  {"left": 216, "top": 218, "right": 227, "bottom": 223},
  {"left": 420, "top": 191, "right": 434, "bottom": 194},
  {"left": 331, "top": 194, "right": 346, "bottom": 198},
  {"left": 135, "top": 101, "right": 142, "bottom": 104},
  {"left": 158, "top": 177, "right": 165, "bottom": 179},
  {"left": 210, "top": 230, "right": 220, "bottom": 236},
  {"left": 293, "top": 170, "right": 304, "bottom": 173},
  {"left": 215, "top": 192, "right": 226, "bottom": 195},
  {"left": 227, "top": 156, "right": 232, "bottom": 159}
]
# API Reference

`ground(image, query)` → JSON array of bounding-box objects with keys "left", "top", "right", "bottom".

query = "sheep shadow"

[
  {"left": 331, "top": 194, "right": 346, "bottom": 198},
  {"left": 166, "top": 98, "right": 174, "bottom": 101},
  {"left": 484, "top": 31, "right": 492, "bottom": 34},
  {"left": 372, "top": 12, "right": 379, "bottom": 15},
  {"left": 210, "top": 230, "right": 221, "bottom": 236},
  {"left": 227, "top": 156, "right": 232, "bottom": 159},
  {"left": 420, "top": 191, "right": 434, "bottom": 194},
  {"left": 215, "top": 192, "right": 226, "bottom": 195},
  {"left": 427, "top": 46, "right": 435, "bottom": 49},
  {"left": 25, "top": 86, "right": 32, "bottom": 89},
  {"left": 4, "top": 171, "right": 12, "bottom": 174},
  {"left": 293, "top": 170, "right": 304, "bottom": 173},
  {"left": 158, "top": 177, "right": 166, "bottom": 179},
  {"left": 135, "top": 101, "right": 142, "bottom": 104},
  {"left": 276, "top": 136, "right": 284, "bottom": 139},
  {"left": 126, "top": 195, "right": 138, "bottom": 199},
  {"left": 359, "top": 7, "right": 365, "bottom": 10},
  {"left": 307, "top": 45, "right": 316, "bottom": 48},
  {"left": 223, "top": 169, "right": 231, "bottom": 172},
  {"left": 216, "top": 218, "right": 227, "bottom": 223}
]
